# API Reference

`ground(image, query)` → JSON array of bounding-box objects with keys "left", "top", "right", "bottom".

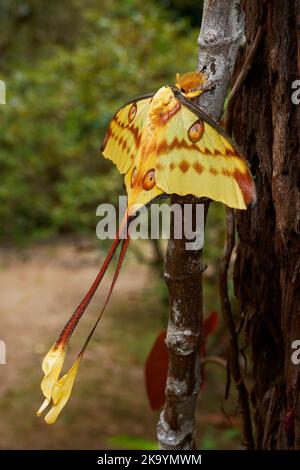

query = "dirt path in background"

[
  {"left": 0, "top": 240, "right": 159, "bottom": 449},
  {"left": 0, "top": 241, "right": 149, "bottom": 395}
]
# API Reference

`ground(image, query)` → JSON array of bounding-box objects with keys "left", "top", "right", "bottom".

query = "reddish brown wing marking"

[
  {"left": 233, "top": 169, "right": 257, "bottom": 207},
  {"left": 188, "top": 120, "right": 205, "bottom": 143}
]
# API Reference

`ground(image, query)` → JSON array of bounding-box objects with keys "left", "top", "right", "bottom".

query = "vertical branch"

[
  {"left": 157, "top": 0, "right": 245, "bottom": 450},
  {"left": 197, "top": 0, "right": 245, "bottom": 118},
  {"left": 157, "top": 196, "right": 208, "bottom": 450},
  {"left": 219, "top": 208, "right": 254, "bottom": 449}
]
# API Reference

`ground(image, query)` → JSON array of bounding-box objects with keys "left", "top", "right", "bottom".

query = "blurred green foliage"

[
  {"left": 106, "top": 435, "right": 157, "bottom": 450},
  {"left": 159, "top": 0, "right": 204, "bottom": 25},
  {"left": 0, "top": 0, "right": 201, "bottom": 243},
  {"left": 200, "top": 426, "right": 241, "bottom": 450}
]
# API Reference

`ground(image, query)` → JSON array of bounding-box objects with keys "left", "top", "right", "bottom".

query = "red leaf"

[
  {"left": 203, "top": 311, "right": 219, "bottom": 340},
  {"left": 145, "top": 312, "right": 219, "bottom": 410},
  {"left": 145, "top": 331, "right": 168, "bottom": 410},
  {"left": 284, "top": 409, "right": 295, "bottom": 435},
  {"left": 201, "top": 311, "right": 219, "bottom": 389}
]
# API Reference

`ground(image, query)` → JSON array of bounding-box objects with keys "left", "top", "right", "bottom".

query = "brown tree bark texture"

[{"left": 232, "top": 0, "right": 300, "bottom": 449}]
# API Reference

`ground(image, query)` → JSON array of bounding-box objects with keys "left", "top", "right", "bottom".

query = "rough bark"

[
  {"left": 232, "top": 0, "right": 300, "bottom": 449},
  {"left": 157, "top": 0, "right": 245, "bottom": 450}
]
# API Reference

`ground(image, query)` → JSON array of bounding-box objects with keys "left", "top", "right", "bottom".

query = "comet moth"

[{"left": 37, "top": 72, "right": 256, "bottom": 423}]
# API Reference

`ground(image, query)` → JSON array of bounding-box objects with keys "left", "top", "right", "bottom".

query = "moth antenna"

[
  {"left": 57, "top": 210, "right": 129, "bottom": 347},
  {"left": 175, "top": 72, "right": 181, "bottom": 89}
]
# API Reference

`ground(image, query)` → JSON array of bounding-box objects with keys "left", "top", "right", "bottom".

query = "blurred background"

[{"left": 0, "top": 0, "right": 243, "bottom": 449}]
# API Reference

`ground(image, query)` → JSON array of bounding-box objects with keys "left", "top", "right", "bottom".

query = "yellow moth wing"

[
  {"left": 155, "top": 96, "right": 256, "bottom": 210},
  {"left": 101, "top": 96, "right": 153, "bottom": 174}
]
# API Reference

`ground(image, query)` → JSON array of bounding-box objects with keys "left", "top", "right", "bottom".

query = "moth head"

[
  {"left": 125, "top": 165, "right": 163, "bottom": 216},
  {"left": 149, "top": 86, "right": 182, "bottom": 128},
  {"left": 150, "top": 86, "right": 176, "bottom": 114},
  {"left": 175, "top": 71, "right": 207, "bottom": 99}
]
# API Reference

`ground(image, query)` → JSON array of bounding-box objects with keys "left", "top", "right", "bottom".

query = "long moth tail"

[
  {"left": 56, "top": 211, "right": 129, "bottom": 348},
  {"left": 40, "top": 235, "right": 131, "bottom": 424},
  {"left": 81, "top": 235, "right": 130, "bottom": 355}
]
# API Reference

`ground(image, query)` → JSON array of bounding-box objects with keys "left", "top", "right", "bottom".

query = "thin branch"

[
  {"left": 201, "top": 355, "right": 227, "bottom": 368},
  {"left": 218, "top": 207, "right": 255, "bottom": 449}
]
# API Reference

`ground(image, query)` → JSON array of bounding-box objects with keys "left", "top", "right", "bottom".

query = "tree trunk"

[
  {"left": 157, "top": 0, "right": 245, "bottom": 450},
  {"left": 232, "top": 0, "right": 300, "bottom": 449}
]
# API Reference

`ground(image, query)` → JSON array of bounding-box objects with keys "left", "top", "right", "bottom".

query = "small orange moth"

[{"left": 37, "top": 72, "right": 256, "bottom": 423}]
